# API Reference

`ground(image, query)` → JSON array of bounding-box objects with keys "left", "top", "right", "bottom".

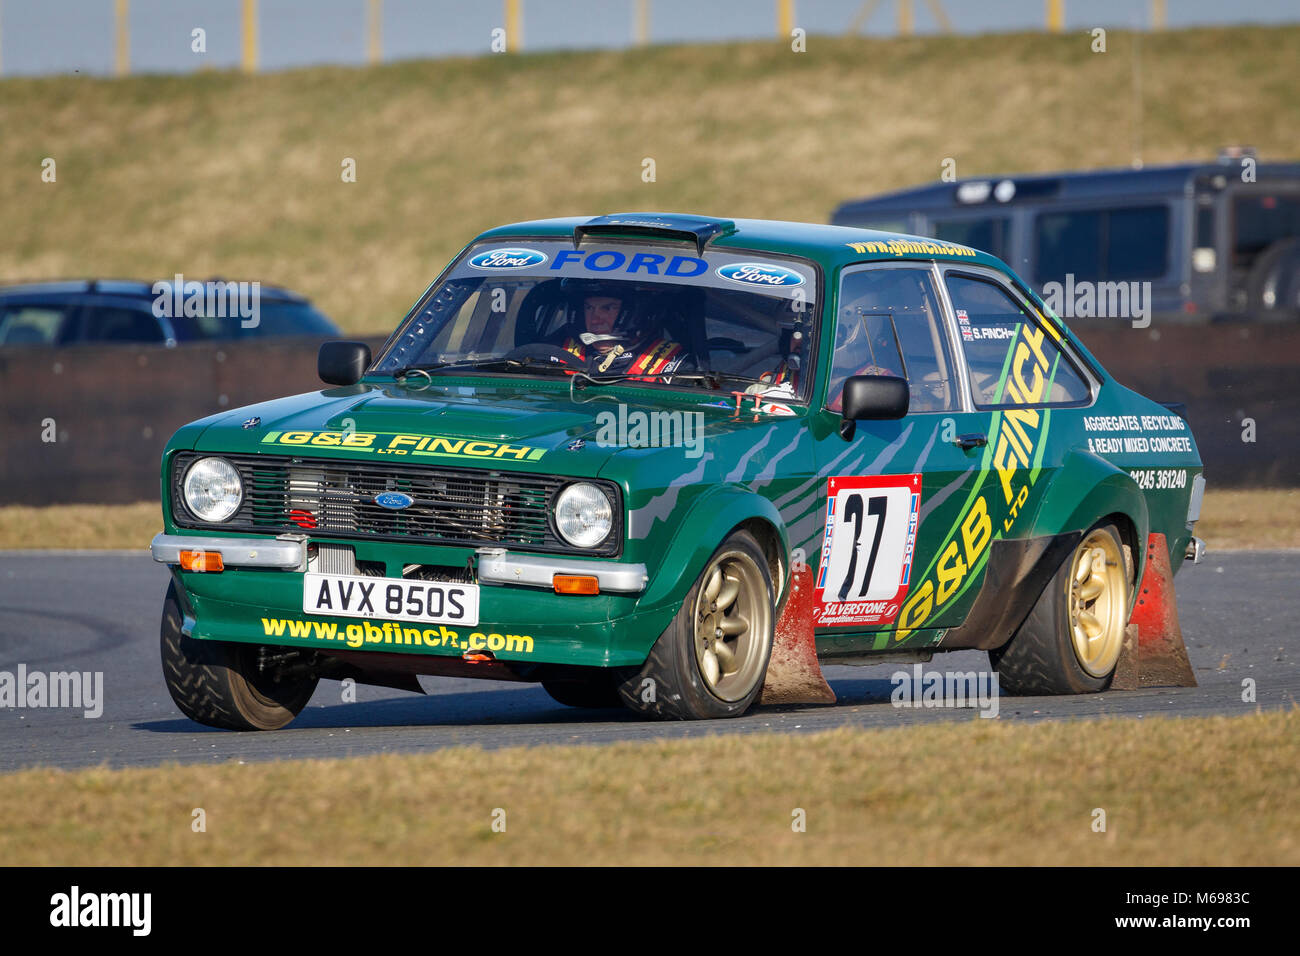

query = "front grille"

[{"left": 171, "top": 452, "right": 621, "bottom": 556}]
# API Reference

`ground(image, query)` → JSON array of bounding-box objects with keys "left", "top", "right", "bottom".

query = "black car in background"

[
  {"left": 0, "top": 279, "right": 340, "bottom": 347},
  {"left": 831, "top": 150, "right": 1300, "bottom": 324}
]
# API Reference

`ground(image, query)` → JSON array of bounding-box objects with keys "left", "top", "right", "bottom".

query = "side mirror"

[
  {"left": 839, "top": 374, "right": 909, "bottom": 440},
  {"left": 318, "top": 341, "right": 371, "bottom": 386}
]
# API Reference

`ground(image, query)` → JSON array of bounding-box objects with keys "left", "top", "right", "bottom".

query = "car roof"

[
  {"left": 831, "top": 160, "right": 1300, "bottom": 219},
  {"left": 0, "top": 279, "right": 310, "bottom": 302},
  {"left": 474, "top": 213, "right": 1011, "bottom": 274}
]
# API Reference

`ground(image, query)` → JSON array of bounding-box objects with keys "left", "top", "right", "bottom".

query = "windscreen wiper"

[
  {"left": 570, "top": 370, "right": 722, "bottom": 390},
  {"left": 395, "top": 358, "right": 569, "bottom": 380}
]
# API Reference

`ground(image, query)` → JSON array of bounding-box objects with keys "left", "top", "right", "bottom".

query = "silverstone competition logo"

[
  {"left": 468, "top": 247, "right": 549, "bottom": 269},
  {"left": 715, "top": 262, "right": 806, "bottom": 288}
]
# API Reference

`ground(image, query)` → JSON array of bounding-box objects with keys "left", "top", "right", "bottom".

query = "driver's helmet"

[{"left": 560, "top": 278, "right": 655, "bottom": 349}]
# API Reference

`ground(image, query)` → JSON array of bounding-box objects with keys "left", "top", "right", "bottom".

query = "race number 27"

[{"left": 813, "top": 474, "right": 922, "bottom": 628}]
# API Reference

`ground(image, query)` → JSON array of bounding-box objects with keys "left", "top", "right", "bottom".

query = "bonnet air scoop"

[{"left": 573, "top": 213, "right": 737, "bottom": 255}]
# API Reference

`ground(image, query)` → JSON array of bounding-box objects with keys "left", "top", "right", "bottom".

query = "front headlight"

[
  {"left": 553, "top": 482, "right": 613, "bottom": 549},
  {"left": 183, "top": 457, "right": 243, "bottom": 522}
]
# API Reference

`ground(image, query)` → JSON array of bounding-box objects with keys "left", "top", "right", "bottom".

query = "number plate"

[
  {"left": 813, "top": 474, "right": 922, "bottom": 627},
  {"left": 303, "top": 573, "right": 479, "bottom": 627}
]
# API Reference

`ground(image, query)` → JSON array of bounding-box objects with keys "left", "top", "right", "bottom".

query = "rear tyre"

[
  {"left": 160, "top": 581, "right": 319, "bottom": 730},
  {"left": 617, "top": 531, "right": 774, "bottom": 720},
  {"left": 990, "top": 523, "right": 1130, "bottom": 695},
  {"left": 541, "top": 677, "right": 622, "bottom": 709}
]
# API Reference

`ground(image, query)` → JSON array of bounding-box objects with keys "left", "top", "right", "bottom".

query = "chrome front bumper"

[
  {"left": 151, "top": 533, "right": 308, "bottom": 570},
  {"left": 475, "top": 547, "right": 648, "bottom": 594},
  {"left": 151, "top": 534, "right": 648, "bottom": 593},
  {"left": 1185, "top": 536, "right": 1206, "bottom": 564}
]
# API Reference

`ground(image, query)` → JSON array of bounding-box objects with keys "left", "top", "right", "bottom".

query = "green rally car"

[{"left": 152, "top": 213, "right": 1206, "bottom": 729}]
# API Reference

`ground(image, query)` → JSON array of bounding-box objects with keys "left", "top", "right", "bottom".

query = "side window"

[
  {"left": 945, "top": 274, "right": 1090, "bottom": 408},
  {"left": 828, "top": 268, "right": 959, "bottom": 413},
  {"left": 933, "top": 217, "right": 1010, "bottom": 261},
  {"left": 1035, "top": 205, "right": 1169, "bottom": 283},
  {"left": 0, "top": 304, "right": 73, "bottom": 346},
  {"left": 1106, "top": 206, "right": 1168, "bottom": 280},
  {"left": 1035, "top": 210, "right": 1102, "bottom": 282},
  {"left": 1231, "top": 193, "right": 1300, "bottom": 270},
  {"left": 79, "top": 305, "right": 165, "bottom": 344}
]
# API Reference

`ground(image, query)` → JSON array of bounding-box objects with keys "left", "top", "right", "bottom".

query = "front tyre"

[
  {"left": 990, "top": 523, "right": 1130, "bottom": 695},
  {"left": 160, "top": 580, "right": 319, "bottom": 730},
  {"left": 618, "top": 531, "right": 774, "bottom": 720}
]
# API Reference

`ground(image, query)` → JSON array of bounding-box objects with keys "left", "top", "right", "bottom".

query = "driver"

[
  {"left": 553, "top": 281, "right": 695, "bottom": 379},
  {"left": 826, "top": 311, "right": 903, "bottom": 413}
]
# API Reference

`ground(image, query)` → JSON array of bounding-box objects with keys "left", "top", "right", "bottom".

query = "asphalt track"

[{"left": 0, "top": 550, "right": 1295, "bottom": 772}]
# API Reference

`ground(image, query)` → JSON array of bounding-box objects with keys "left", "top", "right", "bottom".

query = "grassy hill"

[{"left": 3, "top": 26, "right": 1298, "bottom": 334}]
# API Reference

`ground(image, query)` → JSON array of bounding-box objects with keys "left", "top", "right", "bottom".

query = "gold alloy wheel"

[
  {"left": 692, "top": 550, "right": 771, "bottom": 702},
  {"left": 1068, "top": 529, "right": 1128, "bottom": 677}
]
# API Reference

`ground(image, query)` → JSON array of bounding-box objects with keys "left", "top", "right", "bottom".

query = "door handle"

[{"left": 955, "top": 433, "right": 987, "bottom": 449}]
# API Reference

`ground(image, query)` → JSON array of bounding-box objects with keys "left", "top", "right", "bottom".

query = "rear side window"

[
  {"left": 1035, "top": 205, "right": 1169, "bottom": 282},
  {"left": 78, "top": 305, "right": 165, "bottom": 344},
  {"left": 1232, "top": 193, "right": 1300, "bottom": 269},
  {"left": 0, "top": 304, "right": 73, "bottom": 346},
  {"left": 829, "top": 267, "right": 960, "bottom": 413},
  {"left": 239, "top": 301, "right": 338, "bottom": 338},
  {"left": 167, "top": 300, "right": 338, "bottom": 340},
  {"left": 945, "top": 274, "right": 1090, "bottom": 408},
  {"left": 933, "top": 217, "right": 1010, "bottom": 261}
]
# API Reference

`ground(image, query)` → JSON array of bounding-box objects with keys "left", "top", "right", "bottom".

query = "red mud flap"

[
  {"left": 759, "top": 567, "right": 836, "bottom": 706},
  {"left": 1111, "top": 532, "right": 1198, "bottom": 690}
]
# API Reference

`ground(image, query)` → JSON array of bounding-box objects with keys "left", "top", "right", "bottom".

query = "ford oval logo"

[
  {"left": 716, "top": 262, "right": 805, "bottom": 288},
  {"left": 374, "top": 492, "right": 414, "bottom": 510},
  {"left": 468, "top": 247, "right": 549, "bottom": 270}
]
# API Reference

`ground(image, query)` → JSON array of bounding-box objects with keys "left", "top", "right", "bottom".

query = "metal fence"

[{"left": 0, "top": 0, "right": 1244, "bottom": 78}]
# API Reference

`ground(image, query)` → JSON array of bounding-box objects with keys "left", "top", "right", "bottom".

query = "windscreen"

[{"left": 374, "top": 240, "right": 820, "bottom": 398}]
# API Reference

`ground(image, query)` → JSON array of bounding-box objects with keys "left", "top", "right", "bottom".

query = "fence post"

[
  {"left": 897, "top": 0, "right": 913, "bottom": 36},
  {"left": 242, "top": 0, "right": 259, "bottom": 73},
  {"left": 368, "top": 0, "right": 382, "bottom": 64},
  {"left": 777, "top": 0, "right": 793, "bottom": 39},
  {"left": 505, "top": 0, "right": 522, "bottom": 51},
  {"left": 115, "top": 0, "right": 130, "bottom": 76},
  {"left": 1046, "top": 0, "right": 1064, "bottom": 33},
  {"left": 634, "top": 0, "right": 649, "bottom": 46}
]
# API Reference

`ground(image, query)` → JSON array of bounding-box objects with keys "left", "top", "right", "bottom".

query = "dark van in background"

[{"left": 831, "top": 150, "right": 1300, "bottom": 324}]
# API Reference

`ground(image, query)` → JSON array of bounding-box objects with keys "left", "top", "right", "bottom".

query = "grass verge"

[
  {"left": 0, "top": 501, "right": 161, "bottom": 551},
  {"left": 0, "top": 711, "right": 1293, "bottom": 865},
  {"left": 1, "top": 489, "right": 1293, "bottom": 551}
]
